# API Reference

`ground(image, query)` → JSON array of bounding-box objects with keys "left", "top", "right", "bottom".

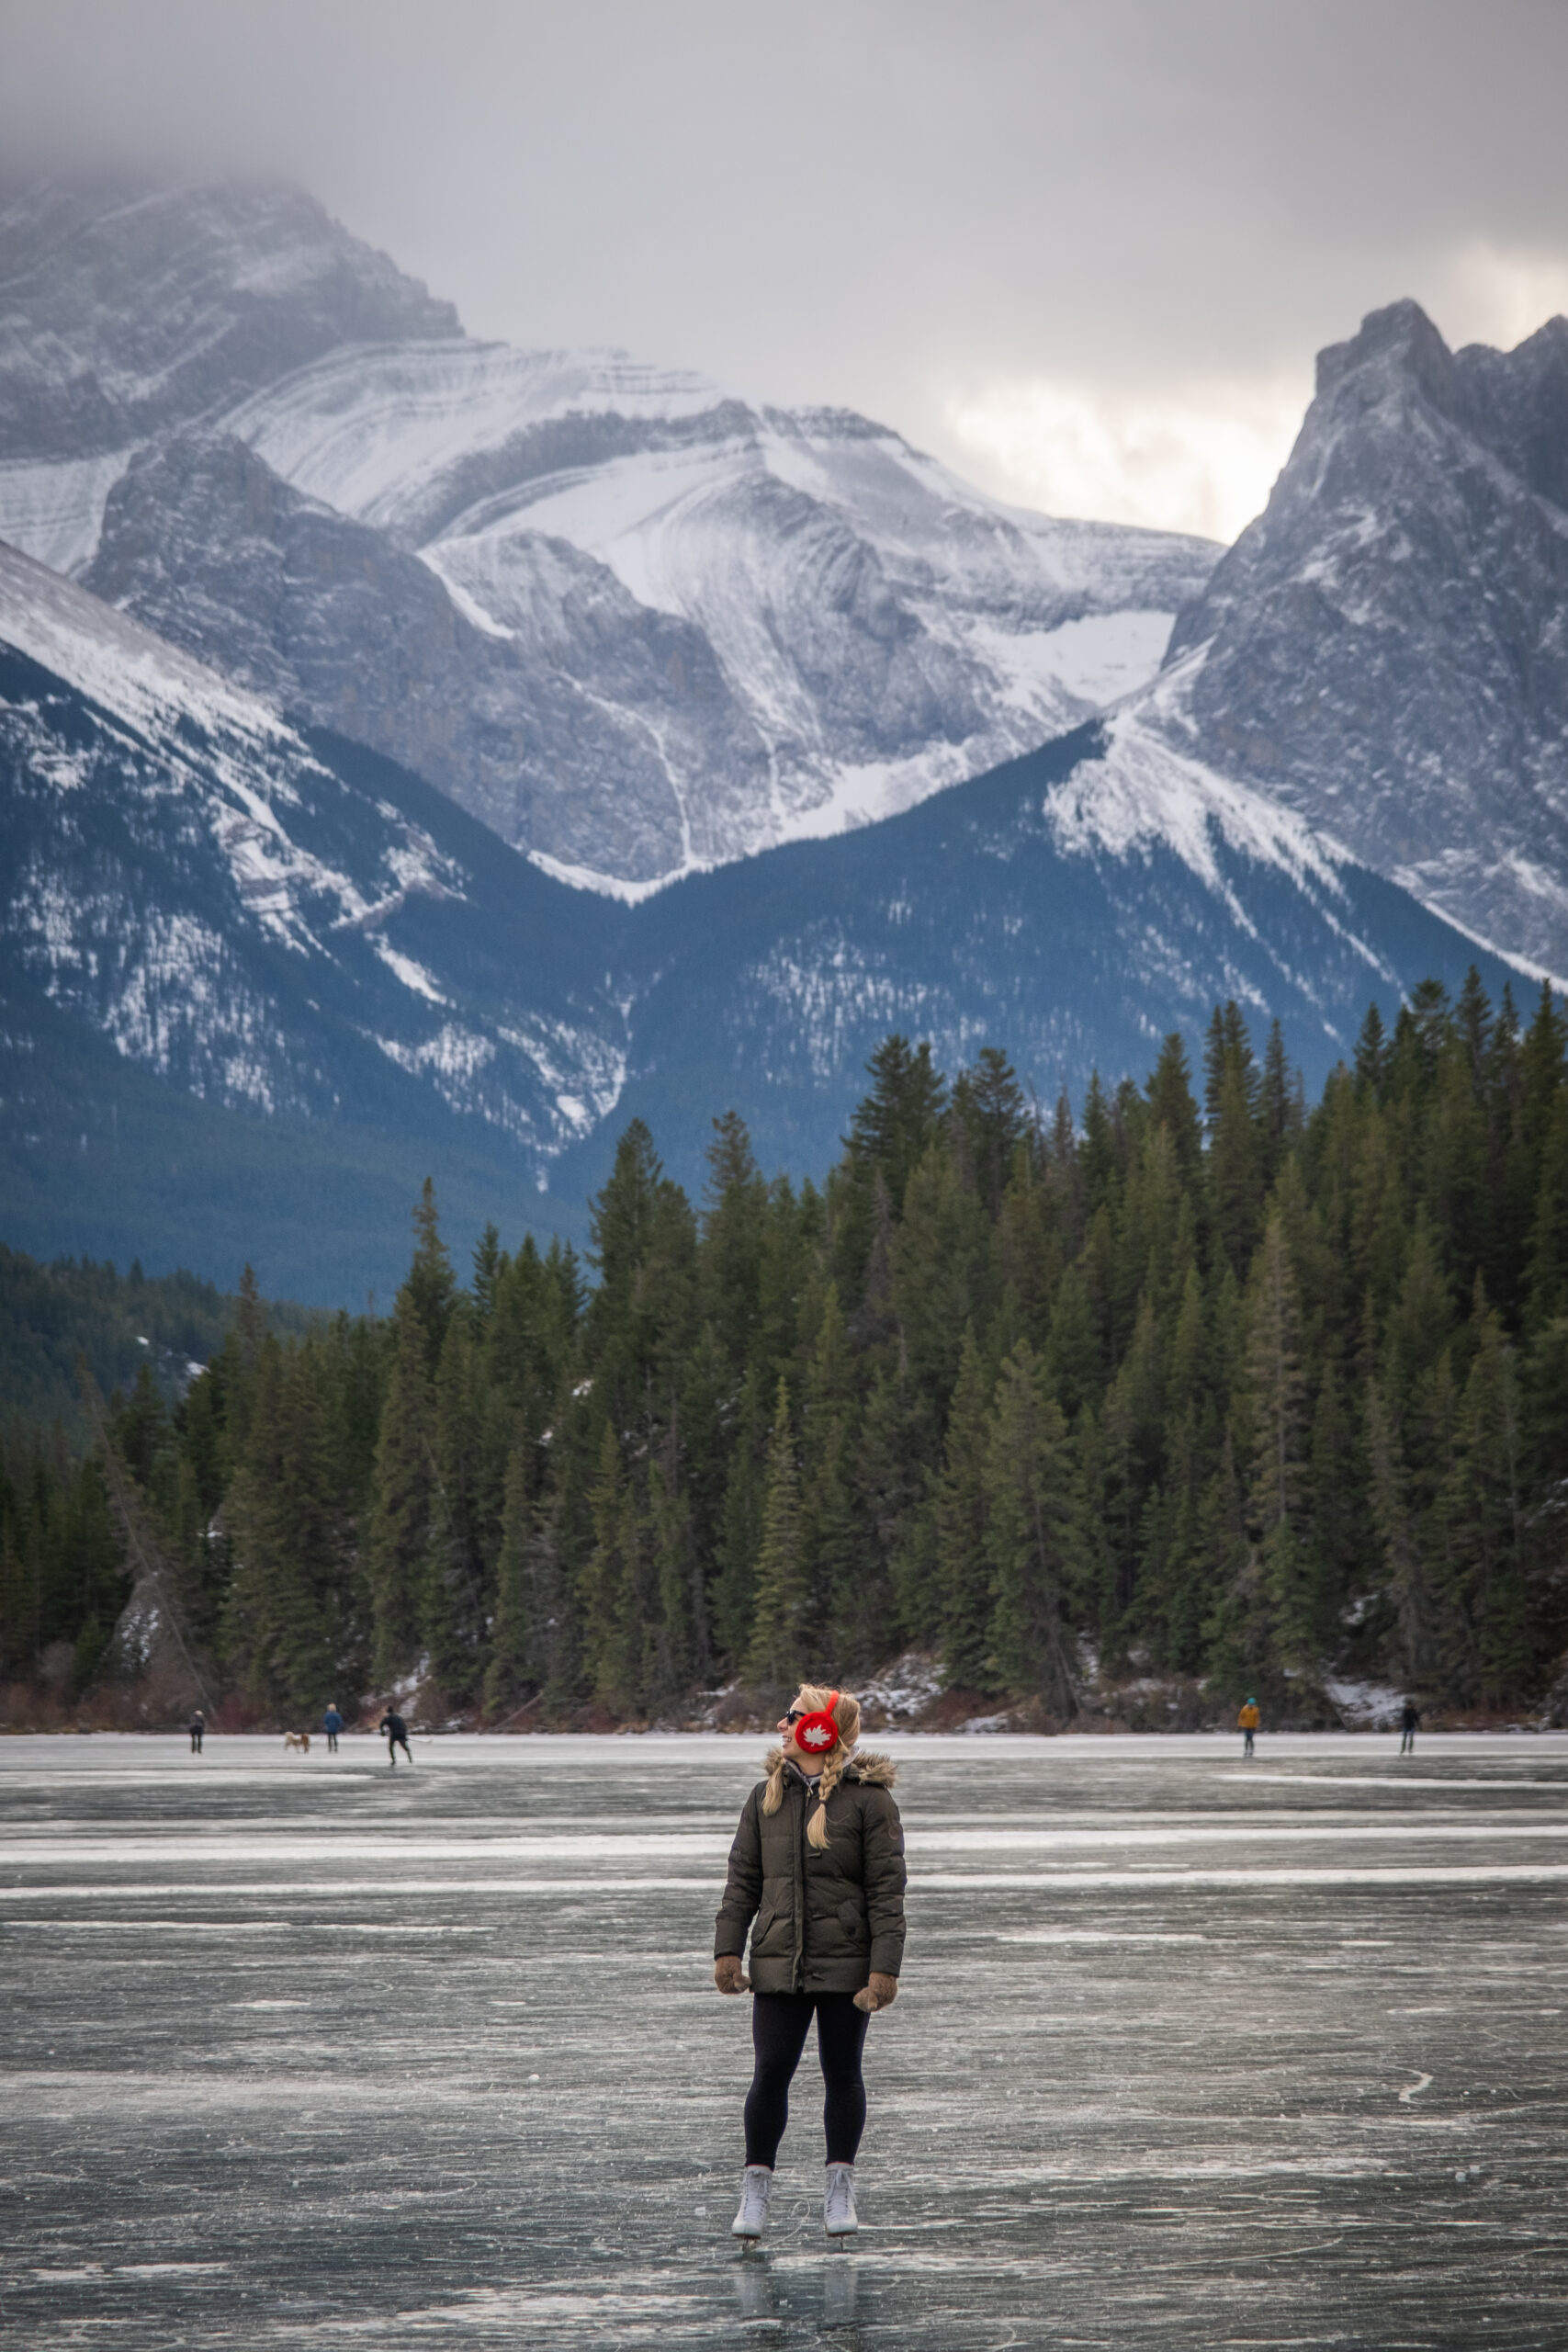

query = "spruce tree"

[
  {"left": 796, "top": 1285, "right": 866, "bottom": 1663},
  {"left": 364, "top": 1308, "right": 435, "bottom": 1688},
  {"left": 746, "top": 1380, "right": 807, "bottom": 1690},
  {"left": 845, "top": 1035, "right": 947, "bottom": 1212},
  {"left": 484, "top": 1444, "right": 536, "bottom": 1713},
  {"left": 931, "top": 1326, "right": 995, "bottom": 1690},
  {"left": 984, "top": 1340, "right": 1080, "bottom": 1717},
  {"left": 1440, "top": 1283, "right": 1527, "bottom": 1702},
  {"left": 582, "top": 1423, "right": 644, "bottom": 1713}
]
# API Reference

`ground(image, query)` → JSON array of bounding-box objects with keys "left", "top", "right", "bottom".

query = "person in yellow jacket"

[{"left": 1238, "top": 1697, "right": 1260, "bottom": 1758}]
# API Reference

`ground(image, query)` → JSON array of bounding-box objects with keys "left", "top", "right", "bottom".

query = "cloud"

[
  {"left": 942, "top": 375, "right": 1309, "bottom": 545},
  {"left": 4, "top": 0, "right": 1568, "bottom": 543},
  {"left": 1438, "top": 241, "right": 1568, "bottom": 353}
]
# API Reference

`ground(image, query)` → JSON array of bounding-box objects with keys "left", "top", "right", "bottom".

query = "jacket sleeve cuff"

[{"left": 868, "top": 1940, "right": 903, "bottom": 1976}]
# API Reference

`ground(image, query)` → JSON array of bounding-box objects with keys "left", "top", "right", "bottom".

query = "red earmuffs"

[{"left": 794, "top": 1691, "right": 841, "bottom": 1757}]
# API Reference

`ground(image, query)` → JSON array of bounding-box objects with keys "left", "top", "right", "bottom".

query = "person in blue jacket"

[{"left": 322, "top": 1702, "right": 344, "bottom": 1755}]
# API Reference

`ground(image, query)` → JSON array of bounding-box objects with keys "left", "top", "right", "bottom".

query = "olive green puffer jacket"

[{"left": 714, "top": 1747, "right": 907, "bottom": 1995}]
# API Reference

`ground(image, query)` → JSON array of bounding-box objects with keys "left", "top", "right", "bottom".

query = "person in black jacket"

[
  {"left": 378, "top": 1709, "right": 412, "bottom": 1767},
  {"left": 714, "top": 1684, "right": 906, "bottom": 2243},
  {"left": 187, "top": 1709, "right": 205, "bottom": 1756}
]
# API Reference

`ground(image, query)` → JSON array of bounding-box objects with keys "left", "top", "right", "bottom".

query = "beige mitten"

[
  {"left": 853, "top": 1972, "right": 898, "bottom": 2013},
  {"left": 714, "top": 1954, "right": 751, "bottom": 1995}
]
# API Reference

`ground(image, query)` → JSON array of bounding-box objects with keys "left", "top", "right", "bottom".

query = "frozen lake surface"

[{"left": 6, "top": 1729, "right": 1568, "bottom": 2348}]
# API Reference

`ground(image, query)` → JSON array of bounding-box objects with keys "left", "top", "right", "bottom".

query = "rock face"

[
  {"left": 0, "top": 177, "right": 459, "bottom": 459},
  {"left": 81, "top": 433, "right": 769, "bottom": 880},
  {"left": 1166, "top": 300, "right": 1568, "bottom": 974},
  {"left": 0, "top": 175, "right": 1217, "bottom": 887},
  {"left": 2, "top": 545, "right": 1526, "bottom": 1300},
  {"left": 0, "top": 541, "right": 631, "bottom": 1166}
]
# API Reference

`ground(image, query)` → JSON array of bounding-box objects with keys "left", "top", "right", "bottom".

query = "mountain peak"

[
  {"left": 1160, "top": 288, "right": 1568, "bottom": 977},
  {"left": 1314, "top": 298, "right": 1455, "bottom": 406},
  {"left": 0, "top": 174, "right": 461, "bottom": 460}
]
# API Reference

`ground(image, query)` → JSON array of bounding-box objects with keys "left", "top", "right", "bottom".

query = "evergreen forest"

[{"left": 5, "top": 974, "right": 1568, "bottom": 1727}]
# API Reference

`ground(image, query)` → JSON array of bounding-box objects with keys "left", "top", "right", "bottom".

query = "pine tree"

[
  {"left": 422, "top": 1304, "right": 490, "bottom": 1697},
  {"left": 746, "top": 1380, "right": 807, "bottom": 1690},
  {"left": 1259, "top": 1020, "right": 1297, "bottom": 1190},
  {"left": 223, "top": 1336, "right": 355, "bottom": 1713},
  {"left": 891, "top": 1142, "right": 989, "bottom": 1405},
  {"left": 949, "top": 1047, "right": 1029, "bottom": 1220},
  {"left": 363, "top": 1308, "right": 435, "bottom": 1687},
  {"left": 796, "top": 1285, "right": 867, "bottom": 1664},
  {"left": 1208, "top": 1048, "right": 1264, "bottom": 1280},
  {"left": 1439, "top": 1283, "right": 1528, "bottom": 1702},
  {"left": 713, "top": 1363, "right": 768, "bottom": 1671},
  {"left": 1353, "top": 1002, "right": 1388, "bottom": 1101},
  {"left": 702, "top": 1110, "right": 769, "bottom": 1373},
  {"left": 845, "top": 1035, "right": 947, "bottom": 1212},
  {"left": 984, "top": 1340, "right": 1080, "bottom": 1717},
  {"left": 1145, "top": 1033, "right": 1204, "bottom": 1185},
  {"left": 1524, "top": 1091, "right": 1568, "bottom": 1332},
  {"left": 484, "top": 1444, "right": 536, "bottom": 1713},
  {"left": 931, "top": 1326, "right": 995, "bottom": 1690},
  {"left": 404, "top": 1180, "right": 457, "bottom": 1372},
  {"left": 1246, "top": 1214, "right": 1307, "bottom": 1541},
  {"left": 1366, "top": 1378, "right": 1433, "bottom": 1686},
  {"left": 582, "top": 1423, "right": 644, "bottom": 1713}
]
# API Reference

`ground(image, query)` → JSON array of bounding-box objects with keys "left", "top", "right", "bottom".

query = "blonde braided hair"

[{"left": 762, "top": 1685, "right": 863, "bottom": 1849}]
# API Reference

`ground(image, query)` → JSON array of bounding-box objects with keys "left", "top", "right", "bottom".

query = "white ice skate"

[
  {"left": 824, "top": 2161, "right": 858, "bottom": 2238},
  {"left": 731, "top": 2165, "right": 774, "bottom": 2239}
]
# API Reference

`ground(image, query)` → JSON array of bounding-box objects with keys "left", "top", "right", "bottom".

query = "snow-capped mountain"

[
  {"left": 1160, "top": 299, "right": 1568, "bottom": 976},
  {"left": 0, "top": 175, "right": 1216, "bottom": 888},
  {"left": 1, "top": 549, "right": 1524, "bottom": 1300},
  {"left": 0, "top": 539, "right": 631, "bottom": 1163}
]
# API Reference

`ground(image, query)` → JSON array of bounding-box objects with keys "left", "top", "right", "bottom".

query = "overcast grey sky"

[{"left": 5, "top": 0, "right": 1567, "bottom": 539}]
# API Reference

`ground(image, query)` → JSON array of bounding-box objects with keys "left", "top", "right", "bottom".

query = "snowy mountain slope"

[
  {"left": 581, "top": 716, "right": 1525, "bottom": 1211},
  {"left": 80, "top": 432, "right": 772, "bottom": 881},
  {"left": 0, "top": 540, "right": 630, "bottom": 1159},
  {"left": 1162, "top": 300, "right": 1568, "bottom": 975},
  {"left": 2, "top": 551, "right": 1527, "bottom": 1298},
  {"left": 0, "top": 178, "right": 458, "bottom": 466},
  {"left": 0, "top": 175, "right": 1217, "bottom": 887},
  {"left": 231, "top": 346, "right": 1213, "bottom": 875}
]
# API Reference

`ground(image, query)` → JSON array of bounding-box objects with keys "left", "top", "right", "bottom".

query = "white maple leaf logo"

[{"left": 800, "top": 1721, "right": 833, "bottom": 1748}]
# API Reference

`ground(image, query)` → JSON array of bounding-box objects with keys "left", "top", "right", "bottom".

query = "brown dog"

[{"left": 282, "top": 1731, "right": 311, "bottom": 1754}]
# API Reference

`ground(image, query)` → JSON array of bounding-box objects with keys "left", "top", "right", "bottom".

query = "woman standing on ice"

[{"left": 714, "top": 1686, "right": 906, "bottom": 2242}]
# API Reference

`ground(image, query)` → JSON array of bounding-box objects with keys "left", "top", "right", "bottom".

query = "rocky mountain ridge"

[
  {"left": 1160, "top": 298, "right": 1568, "bottom": 975},
  {"left": 1, "top": 545, "right": 1525, "bottom": 1300},
  {"left": 0, "top": 175, "right": 1215, "bottom": 888}
]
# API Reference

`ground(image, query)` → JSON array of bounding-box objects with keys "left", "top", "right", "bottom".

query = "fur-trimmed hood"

[{"left": 761, "top": 1744, "right": 897, "bottom": 1789}]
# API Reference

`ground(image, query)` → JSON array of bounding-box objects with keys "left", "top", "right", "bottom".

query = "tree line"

[{"left": 4, "top": 972, "right": 1567, "bottom": 1723}]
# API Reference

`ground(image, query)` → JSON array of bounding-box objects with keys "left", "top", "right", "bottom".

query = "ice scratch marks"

[
  {"left": 1399, "top": 2072, "right": 1434, "bottom": 2103},
  {"left": 999, "top": 1929, "right": 1207, "bottom": 1945}
]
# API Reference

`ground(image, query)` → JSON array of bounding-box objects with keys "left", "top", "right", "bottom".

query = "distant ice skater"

[
  {"left": 714, "top": 1683, "right": 907, "bottom": 2245},
  {"left": 187, "top": 1709, "right": 204, "bottom": 1755},
  {"left": 323, "top": 1702, "right": 344, "bottom": 1754},
  {"left": 1400, "top": 1699, "right": 1420, "bottom": 1755},
  {"left": 378, "top": 1708, "right": 412, "bottom": 1767},
  {"left": 1238, "top": 1697, "right": 1259, "bottom": 1758}
]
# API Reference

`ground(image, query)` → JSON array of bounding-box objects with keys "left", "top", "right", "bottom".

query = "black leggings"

[{"left": 745, "top": 1991, "right": 870, "bottom": 2169}]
